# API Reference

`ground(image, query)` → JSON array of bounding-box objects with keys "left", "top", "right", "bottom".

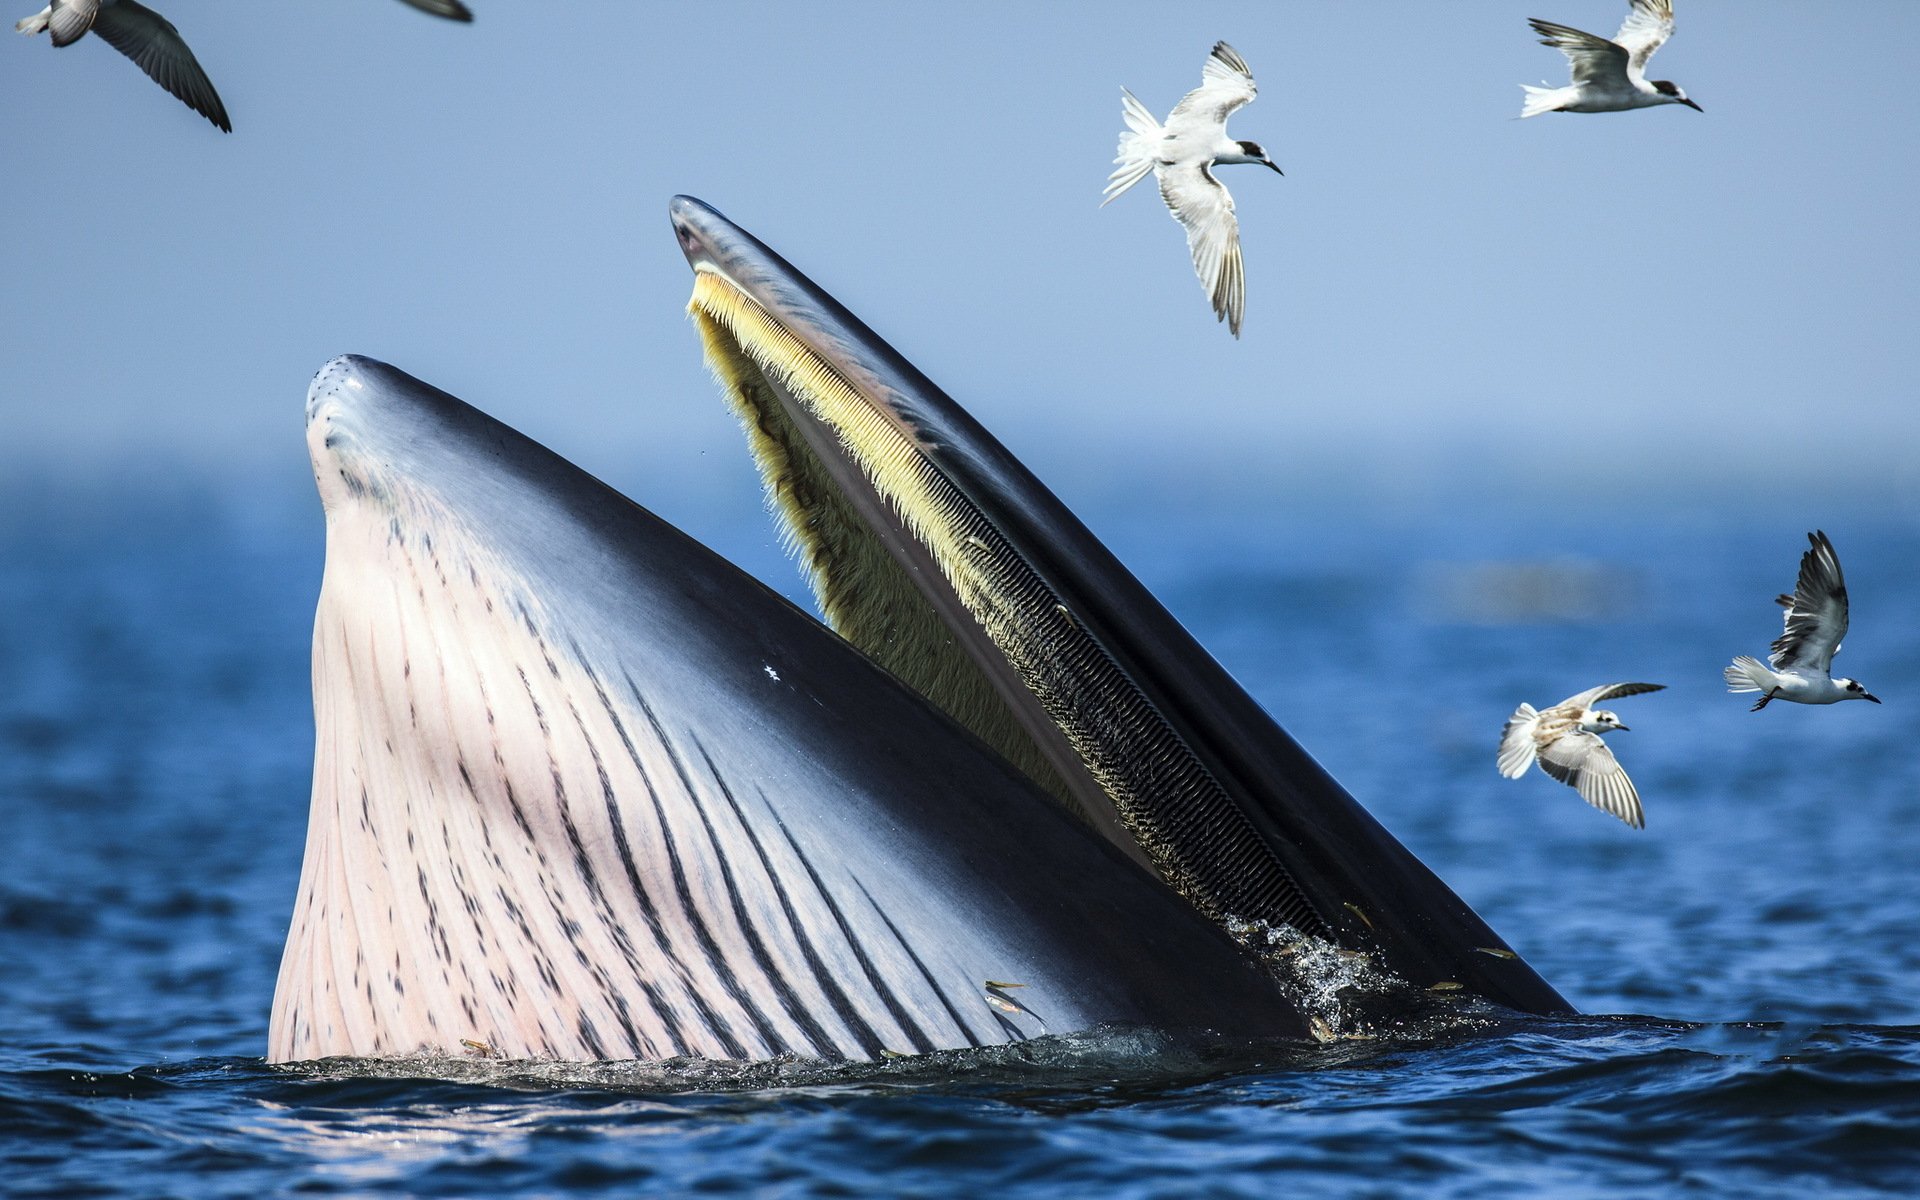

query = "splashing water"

[{"left": 1221, "top": 917, "right": 1500, "bottom": 1043}]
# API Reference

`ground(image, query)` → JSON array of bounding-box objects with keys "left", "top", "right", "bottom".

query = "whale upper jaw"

[{"left": 671, "top": 194, "right": 1570, "bottom": 1018}]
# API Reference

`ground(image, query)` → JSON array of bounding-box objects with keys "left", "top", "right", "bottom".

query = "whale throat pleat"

[{"left": 269, "top": 479, "right": 990, "bottom": 1063}]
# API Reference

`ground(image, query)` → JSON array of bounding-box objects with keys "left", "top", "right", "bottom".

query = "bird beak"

[
  {"left": 1865, "top": 693, "right": 1882, "bottom": 704},
  {"left": 1614, "top": 723, "right": 1630, "bottom": 732},
  {"left": 1680, "top": 98, "right": 1703, "bottom": 112},
  {"left": 1265, "top": 160, "right": 1285, "bottom": 176}
]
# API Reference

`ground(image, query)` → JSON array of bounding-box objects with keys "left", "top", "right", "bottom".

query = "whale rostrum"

[
  {"left": 670, "top": 196, "right": 1567, "bottom": 1017},
  {"left": 273, "top": 355, "right": 1312, "bottom": 1062}
]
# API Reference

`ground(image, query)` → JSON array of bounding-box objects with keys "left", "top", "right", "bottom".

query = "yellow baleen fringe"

[
  {"left": 687, "top": 271, "right": 1081, "bottom": 819},
  {"left": 686, "top": 270, "right": 1310, "bottom": 932}
]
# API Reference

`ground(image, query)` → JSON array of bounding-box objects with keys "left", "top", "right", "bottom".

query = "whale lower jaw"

[{"left": 270, "top": 355, "right": 1313, "bottom": 1064}]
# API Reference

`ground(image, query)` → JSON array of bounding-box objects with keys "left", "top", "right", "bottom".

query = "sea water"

[{"left": 2, "top": 481, "right": 1915, "bottom": 1198}]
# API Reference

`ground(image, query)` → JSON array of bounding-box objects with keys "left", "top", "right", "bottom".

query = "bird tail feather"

[
  {"left": 1497, "top": 703, "right": 1540, "bottom": 779},
  {"left": 45, "top": 2, "right": 92, "bottom": 46},
  {"left": 1101, "top": 88, "right": 1161, "bottom": 206},
  {"left": 15, "top": 7, "right": 50, "bottom": 35},
  {"left": 1519, "top": 84, "right": 1565, "bottom": 119},
  {"left": 1724, "top": 656, "right": 1772, "bottom": 694}
]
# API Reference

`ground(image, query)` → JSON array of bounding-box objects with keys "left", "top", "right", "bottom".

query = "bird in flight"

[
  {"left": 1520, "top": 0, "right": 1701, "bottom": 118},
  {"left": 1498, "top": 682, "right": 1665, "bottom": 828},
  {"left": 15, "top": 0, "right": 472, "bottom": 134},
  {"left": 1726, "top": 531, "right": 1880, "bottom": 711},
  {"left": 1103, "top": 41, "right": 1284, "bottom": 339},
  {"left": 16, "top": 0, "right": 229, "bottom": 131}
]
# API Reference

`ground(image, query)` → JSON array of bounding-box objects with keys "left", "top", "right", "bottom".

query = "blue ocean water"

[{"left": 2, "top": 481, "right": 1916, "bottom": 1198}]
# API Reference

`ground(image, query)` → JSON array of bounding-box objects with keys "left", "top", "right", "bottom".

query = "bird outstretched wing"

[
  {"left": 90, "top": 0, "right": 230, "bottom": 131},
  {"left": 1527, "top": 18, "right": 1630, "bottom": 88},
  {"left": 1158, "top": 161, "right": 1244, "bottom": 337},
  {"left": 1769, "top": 530, "right": 1849, "bottom": 672},
  {"left": 396, "top": 0, "right": 474, "bottom": 20},
  {"left": 1536, "top": 731, "right": 1645, "bottom": 829},
  {"left": 1556, "top": 681, "right": 1666, "bottom": 714},
  {"left": 1611, "top": 0, "right": 1675, "bottom": 77},
  {"left": 1166, "top": 41, "right": 1258, "bottom": 136}
]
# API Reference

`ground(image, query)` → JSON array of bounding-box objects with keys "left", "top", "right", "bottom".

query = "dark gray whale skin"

[{"left": 670, "top": 194, "right": 1570, "bottom": 1018}]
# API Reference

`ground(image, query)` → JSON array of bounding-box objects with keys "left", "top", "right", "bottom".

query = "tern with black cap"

[
  {"left": 1103, "top": 41, "right": 1284, "bottom": 338},
  {"left": 1726, "top": 531, "right": 1881, "bottom": 710},
  {"left": 1520, "top": 0, "right": 1702, "bottom": 118}
]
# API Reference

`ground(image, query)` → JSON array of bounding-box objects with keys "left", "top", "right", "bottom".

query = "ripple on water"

[{"left": 5, "top": 510, "right": 1920, "bottom": 1197}]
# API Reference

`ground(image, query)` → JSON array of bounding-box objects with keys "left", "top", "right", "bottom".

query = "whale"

[{"left": 268, "top": 199, "right": 1567, "bottom": 1065}]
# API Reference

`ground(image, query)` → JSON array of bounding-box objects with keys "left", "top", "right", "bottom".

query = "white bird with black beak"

[
  {"left": 1520, "top": 0, "right": 1701, "bottom": 118},
  {"left": 1499, "top": 683, "right": 1665, "bottom": 828},
  {"left": 1726, "top": 531, "right": 1880, "bottom": 711},
  {"left": 1102, "top": 41, "right": 1284, "bottom": 339}
]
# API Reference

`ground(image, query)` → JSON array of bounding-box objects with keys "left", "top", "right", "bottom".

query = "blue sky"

[{"left": 2, "top": 0, "right": 1915, "bottom": 539}]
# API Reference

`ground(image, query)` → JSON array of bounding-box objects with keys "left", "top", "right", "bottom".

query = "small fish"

[
  {"left": 1427, "top": 980, "right": 1464, "bottom": 993},
  {"left": 1474, "top": 946, "right": 1519, "bottom": 961},
  {"left": 459, "top": 1038, "right": 494, "bottom": 1056},
  {"left": 1342, "top": 902, "right": 1374, "bottom": 930}
]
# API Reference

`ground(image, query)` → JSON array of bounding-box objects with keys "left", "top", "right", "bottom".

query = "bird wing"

[
  {"left": 1158, "top": 161, "right": 1244, "bottom": 337},
  {"left": 1527, "top": 18, "right": 1631, "bottom": 88},
  {"left": 396, "top": 0, "right": 473, "bottom": 19},
  {"left": 1611, "top": 0, "right": 1675, "bottom": 78},
  {"left": 1536, "top": 731, "right": 1645, "bottom": 829},
  {"left": 1166, "top": 41, "right": 1258, "bottom": 136},
  {"left": 1556, "top": 681, "right": 1667, "bottom": 713},
  {"left": 1769, "top": 530, "right": 1849, "bottom": 672},
  {"left": 89, "top": 0, "right": 230, "bottom": 131}
]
